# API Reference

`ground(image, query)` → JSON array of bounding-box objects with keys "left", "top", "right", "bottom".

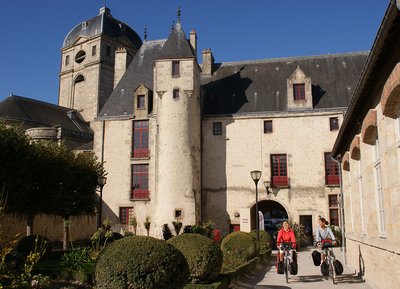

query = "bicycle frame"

[
  {"left": 321, "top": 241, "right": 336, "bottom": 284},
  {"left": 280, "top": 242, "right": 294, "bottom": 283}
]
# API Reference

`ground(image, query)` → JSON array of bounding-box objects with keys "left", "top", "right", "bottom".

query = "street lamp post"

[
  {"left": 250, "top": 170, "right": 262, "bottom": 241},
  {"left": 97, "top": 176, "right": 107, "bottom": 229}
]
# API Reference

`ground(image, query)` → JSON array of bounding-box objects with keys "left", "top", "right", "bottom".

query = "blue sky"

[{"left": 0, "top": 0, "right": 389, "bottom": 105}]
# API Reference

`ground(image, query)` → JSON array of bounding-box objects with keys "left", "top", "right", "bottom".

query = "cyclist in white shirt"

[{"left": 315, "top": 217, "right": 336, "bottom": 264}]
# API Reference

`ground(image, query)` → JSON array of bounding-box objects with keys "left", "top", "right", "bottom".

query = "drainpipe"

[{"left": 332, "top": 154, "right": 346, "bottom": 265}]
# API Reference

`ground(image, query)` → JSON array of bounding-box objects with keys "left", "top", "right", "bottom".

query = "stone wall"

[
  {"left": 2, "top": 213, "right": 96, "bottom": 243},
  {"left": 202, "top": 110, "right": 343, "bottom": 236}
]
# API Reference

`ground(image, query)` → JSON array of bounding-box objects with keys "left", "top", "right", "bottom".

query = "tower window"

[
  {"left": 92, "top": 45, "right": 97, "bottom": 56},
  {"left": 131, "top": 164, "right": 149, "bottom": 200},
  {"left": 137, "top": 95, "right": 145, "bottom": 109},
  {"left": 74, "top": 75, "right": 85, "bottom": 84},
  {"left": 264, "top": 120, "right": 273, "bottom": 133},
  {"left": 75, "top": 50, "right": 86, "bottom": 64},
  {"left": 65, "top": 55, "right": 69, "bottom": 65},
  {"left": 106, "top": 46, "right": 111, "bottom": 57},
  {"left": 132, "top": 120, "right": 149, "bottom": 158},
  {"left": 213, "top": 122, "right": 222, "bottom": 135},
  {"left": 330, "top": 117, "right": 339, "bottom": 131},
  {"left": 175, "top": 209, "right": 182, "bottom": 219},
  {"left": 172, "top": 61, "right": 180, "bottom": 77},
  {"left": 173, "top": 89, "right": 180, "bottom": 99},
  {"left": 293, "top": 84, "right": 305, "bottom": 100}
]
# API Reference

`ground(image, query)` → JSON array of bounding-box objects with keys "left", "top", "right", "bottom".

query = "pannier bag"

[
  {"left": 334, "top": 259, "right": 344, "bottom": 275},
  {"left": 290, "top": 261, "right": 298, "bottom": 275},
  {"left": 312, "top": 250, "right": 321, "bottom": 266}
]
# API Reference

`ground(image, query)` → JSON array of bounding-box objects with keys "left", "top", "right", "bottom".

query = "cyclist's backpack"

[
  {"left": 321, "top": 262, "right": 329, "bottom": 276},
  {"left": 290, "top": 261, "right": 298, "bottom": 275},
  {"left": 312, "top": 250, "right": 321, "bottom": 266},
  {"left": 334, "top": 260, "right": 344, "bottom": 275}
]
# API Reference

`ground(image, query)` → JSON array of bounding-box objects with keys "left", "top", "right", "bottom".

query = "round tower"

[{"left": 154, "top": 21, "right": 201, "bottom": 230}]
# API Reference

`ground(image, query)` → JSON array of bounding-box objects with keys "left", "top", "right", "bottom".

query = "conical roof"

[{"left": 157, "top": 22, "right": 195, "bottom": 59}]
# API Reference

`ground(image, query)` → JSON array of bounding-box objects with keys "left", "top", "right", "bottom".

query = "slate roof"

[
  {"left": 157, "top": 22, "right": 195, "bottom": 59},
  {"left": 0, "top": 95, "right": 92, "bottom": 134},
  {"left": 63, "top": 7, "right": 142, "bottom": 49},
  {"left": 99, "top": 40, "right": 166, "bottom": 117},
  {"left": 202, "top": 52, "right": 368, "bottom": 115}
]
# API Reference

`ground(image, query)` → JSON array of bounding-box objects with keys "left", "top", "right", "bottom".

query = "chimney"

[
  {"left": 202, "top": 48, "right": 214, "bottom": 76},
  {"left": 114, "top": 47, "right": 128, "bottom": 89},
  {"left": 189, "top": 29, "right": 197, "bottom": 59}
]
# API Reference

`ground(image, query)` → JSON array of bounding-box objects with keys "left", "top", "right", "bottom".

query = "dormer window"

[
  {"left": 293, "top": 84, "right": 305, "bottom": 100},
  {"left": 82, "top": 22, "right": 88, "bottom": 29},
  {"left": 137, "top": 95, "right": 145, "bottom": 109},
  {"left": 172, "top": 61, "right": 180, "bottom": 77}
]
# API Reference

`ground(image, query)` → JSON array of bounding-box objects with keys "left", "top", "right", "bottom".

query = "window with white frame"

[
  {"left": 396, "top": 116, "right": 400, "bottom": 147},
  {"left": 373, "top": 135, "right": 386, "bottom": 236},
  {"left": 348, "top": 171, "right": 355, "bottom": 233},
  {"left": 358, "top": 158, "right": 366, "bottom": 234}
]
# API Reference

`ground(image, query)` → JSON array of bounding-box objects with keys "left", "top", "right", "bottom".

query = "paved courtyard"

[{"left": 230, "top": 247, "right": 372, "bottom": 289}]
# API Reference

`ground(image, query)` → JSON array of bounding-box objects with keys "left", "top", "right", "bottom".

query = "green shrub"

[
  {"left": 16, "top": 235, "right": 52, "bottom": 257},
  {"left": 61, "top": 247, "right": 95, "bottom": 275},
  {"left": 94, "top": 236, "right": 189, "bottom": 289},
  {"left": 191, "top": 225, "right": 207, "bottom": 236},
  {"left": 168, "top": 233, "right": 223, "bottom": 284},
  {"left": 220, "top": 231, "right": 259, "bottom": 272},
  {"left": 162, "top": 224, "right": 173, "bottom": 241},
  {"left": 249, "top": 230, "right": 273, "bottom": 254}
]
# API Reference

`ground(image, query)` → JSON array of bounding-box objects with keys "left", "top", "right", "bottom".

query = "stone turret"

[
  {"left": 58, "top": 7, "right": 142, "bottom": 123},
  {"left": 154, "top": 21, "right": 202, "bottom": 229}
]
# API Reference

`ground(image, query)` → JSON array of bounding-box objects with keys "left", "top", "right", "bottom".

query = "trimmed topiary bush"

[
  {"left": 250, "top": 230, "right": 273, "bottom": 254},
  {"left": 220, "top": 231, "right": 259, "bottom": 272},
  {"left": 167, "top": 233, "right": 223, "bottom": 284},
  {"left": 16, "top": 235, "right": 52, "bottom": 257},
  {"left": 94, "top": 236, "right": 189, "bottom": 289}
]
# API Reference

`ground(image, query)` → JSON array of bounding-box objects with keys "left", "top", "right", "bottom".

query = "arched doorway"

[{"left": 250, "top": 200, "right": 288, "bottom": 247}]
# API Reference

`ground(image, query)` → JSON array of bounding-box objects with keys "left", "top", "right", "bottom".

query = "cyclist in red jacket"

[{"left": 276, "top": 220, "right": 297, "bottom": 272}]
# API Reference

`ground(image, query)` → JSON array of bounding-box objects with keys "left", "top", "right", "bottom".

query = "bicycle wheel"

[
  {"left": 285, "top": 255, "right": 289, "bottom": 283},
  {"left": 329, "top": 253, "right": 336, "bottom": 284}
]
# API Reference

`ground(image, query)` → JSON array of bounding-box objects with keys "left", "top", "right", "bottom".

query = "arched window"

[{"left": 74, "top": 75, "right": 85, "bottom": 84}]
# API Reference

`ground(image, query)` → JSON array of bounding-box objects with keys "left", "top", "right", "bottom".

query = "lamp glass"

[
  {"left": 264, "top": 180, "right": 270, "bottom": 188},
  {"left": 250, "top": 170, "right": 262, "bottom": 182},
  {"left": 98, "top": 176, "right": 107, "bottom": 186}
]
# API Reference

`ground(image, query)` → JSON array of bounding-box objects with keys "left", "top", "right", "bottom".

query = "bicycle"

[
  {"left": 318, "top": 240, "right": 337, "bottom": 284},
  {"left": 279, "top": 242, "right": 296, "bottom": 283}
]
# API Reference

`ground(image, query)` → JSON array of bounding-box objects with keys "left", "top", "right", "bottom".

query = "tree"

[
  {"left": 0, "top": 124, "right": 47, "bottom": 235},
  {"left": 0, "top": 123, "right": 104, "bottom": 247}
]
